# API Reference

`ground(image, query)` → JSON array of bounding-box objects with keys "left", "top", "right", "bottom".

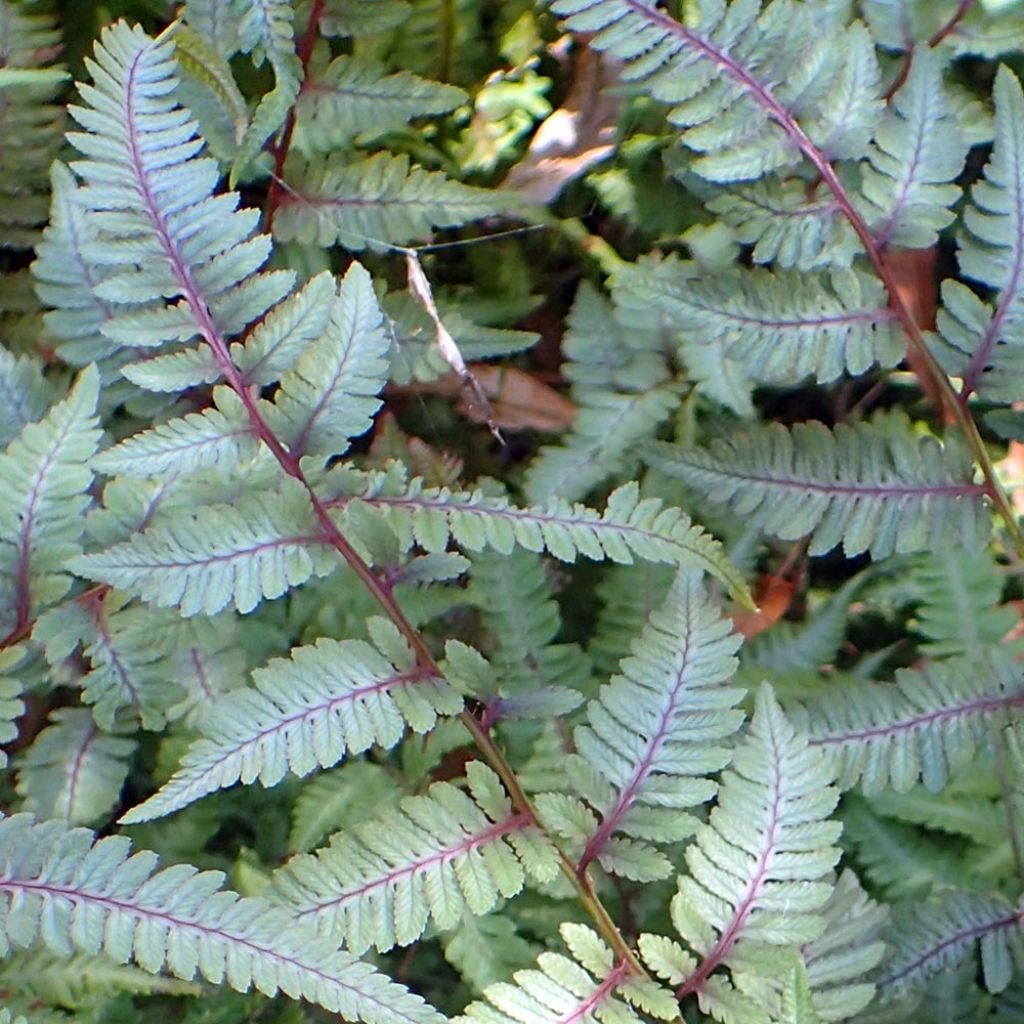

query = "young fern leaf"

[
  {"left": 796, "top": 650, "right": 1024, "bottom": 794},
  {"left": 0, "top": 814, "right": 443, "bottom": 1024},
  {"left": 271, "top": 761, "right": 560, "bottom": 954},
  {"left": 294, "top": 54, "right": 467, "bottom": 151},
  {"left": 323, "top": 466, "right": 752, "bottom": 605},
  {"left": 550, "top": 0, "right": 881, "bottom": 181},
  {"left": 61, "top": 22, "right": 293, "bottom": 374},
  {"left": 878, "top": 890, "right": 1024, "bottom": 999},
  {"left": 934, "top": 66, "right": 1024, "bottom": 403},
  {"left": 70, "top": 476, "right": 339, "bottom": 616},
  {"left": 536, "top": 571, "right": 743, "bottom": 882},
  {"left": 614, "top": 261, "right": 902, "bottom": 385},
  {"left": 265, "top": 261, "right": 390, "bottom": 459},
  {"left": 0, "top": 367, "right": 101, "bottom": 641},
  {"left": 644, "top": 417, "right": 989, "bottom": 559},
  {"left": 274, "top": 152, "right": 514, "bottom": 250},
  {"left": 14, "top": 708, "right": 135, "bottom": 826},
  {"left": 455, "top": 922, "right": 678, "bottom": 1024},
  {"left": 638, "top": 686, "right": 842, "bottom": 1024},
  {"left": 119, "top": 623, "right": 462, "bottom": 823},
  {"left": 859, "top": 47, "right": 968, "bottom": 249}
]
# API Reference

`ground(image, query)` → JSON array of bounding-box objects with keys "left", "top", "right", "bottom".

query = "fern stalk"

[
  {"left": 611, "top": 0, "right": 1024, "bottom": 556},
  {"left": 883, "top": 0, "right": 976, "bottom": 98}
]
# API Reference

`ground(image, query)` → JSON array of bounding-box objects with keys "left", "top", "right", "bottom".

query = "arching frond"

[
  {"left": 860, "top": 47, "right": 968, "bottom": 248},
  {"left": 69, "top": 476, "right": 339, "bottom": 616},
  {"left": 60, "top": 22, "right": 294, "bottom": 373},
  {"left": 119, "top": 623, "right": 462, "bottom": 823},
  {"left": 0, "top": 367, "right": 101, "bottom": 639},
  {"left": 934, "top": 66, "right": 1024, "bottom": 403},
  {"left": 322, "top": 465, "right": 751, "bottom": 605},
  {"left": 797, "top": 651, "right": 1024, "bottom": 794},
  {"left": 536, "top": 571, "right": 743, "bottom": 882},
  {"left": 614, "top": 260, "right": 902, "bottom": 385},
  {"left": 274, "top": 152, "right": 513, "bottom": 250},
  {"left": 878, "top": 890, "right": 1024, "bottom": 999},
  {"left": 456, "top": 923, "right": 677, "bottom": 1024},
  {"left": 638, "top": 686, "right": 842, "bottom": 1024},
  {"left": 15, "top": 708, "right": 135, "bottom": 825},
  {"left": 549, "top": 0, "right": 881, "bottom": 181},
  {"left": 645, "top": 417, "right": 989, "bottom": 560},
  {"left": 0, "top": 814, "right": 443, "bottom": 1024},
  {"left": 294, "top": 54, "right": 466, "bottom": 151},
  {"left": 271, "top": 761, "right": 560, "bottom": 954}
]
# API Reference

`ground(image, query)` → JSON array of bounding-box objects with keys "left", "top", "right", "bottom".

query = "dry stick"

[{"left": 626, "top": 0, "right": 1024, "bottom": 554}]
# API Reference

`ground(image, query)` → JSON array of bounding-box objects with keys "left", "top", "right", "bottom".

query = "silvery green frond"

[
  {"left": 60, "top": 22, "right": 294, "bottom": 366},
  {"left": 536, "top": 571, "right": 743, "bottom": 882},
  {"left": 0, "top": 813, "right": 445, "bottom": 1024},
  {"left": 0, "top": 367, "right": 101, "bottom": 639},
  {"left": 265, "top": 261, "right": 390, "bottom": 459},
  {"left": 639, "top": 686, "right": 841, "bottom": 1024},
  {"left": 549, "top": 0, "right": 880, "bottom": 181},
  {"left": 907, "top": 547, "right": 1017, "bottom": 659},
  {"left": 0, "top": 349, "right": 51, "bottom": 449},
  {"left": 271, "top": 761, "right": 559, "bottom": 953},
  {"left": 797, "top": 650, "right": 1024, "bottom": 794},
  {"left": 119, "top": 622, "right": 462, "bottom": 823},
  {"left": 707, "top": 179, "right": 857, "bottom": 272},
  {"left": 294, "top": 54, "right": 466, "bottom": 151},
  {"left": 455, "top": 923, "right": 677, "bottom": 1024},
  {"left": 614, "top": 259, "right": 902, "bottom": 385},
  {"left": 322, "top": 465, "right": 751, "bottom": 605},
  {"left": 14, "top": 708, "right": 135, "bottom": 825},
  {"left": 934, "top": 66, "right": 1024, "bottom": 403},
  {"left": 878, "top": 890, "right": 1024, "bottom": 999},
  {"left": 182, "top": 0, "right": 241, "bottom": 54},
  {"left": 645, "top": 416, "right": 989, "bottom": 560},
  {"left": 69, "top": 476, "right": 338, "bottom": 616},
  {"left": 273, "top": 152, "right": 515, "bottom": 250},
  {"left": 860, "top": 47, "right": 968, "bottom": 248},
  {"left": 320, "top": 0, "right": 412, "bottom": 37},
  {"left": 0, "top": 645, "right": 26, "bottom": 769}
]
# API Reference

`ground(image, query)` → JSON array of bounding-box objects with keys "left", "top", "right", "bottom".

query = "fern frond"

[
  {"left": 265, "top": 261, "right": 389, "bottom": 459},
  {"left": 0, "top": 349, "right": 51, "bottom": 450},
  {"left": 614, "top": 260, "right": 902, "bottom": 385},
  {"left": 289, "top": 760, "right": 401, "bottom": 854},
  {"left": 0, "top": 367, "right": 101, "bottom": 640},
  {"left": 272, "top": 761, "right": 559, "bottom": 954},
  {"left": 323, "top": 466, "right": 751, "bottom": 605},
  {"left": 464, "top": 548, "right": 588, "bottom": 720},
  {"left": 274, "top": 152, "right": 514, "bottom": 250},
  {"left": 69, "top": 476, "right": 339, "bottom": 616},
  {"left": 797, "top": 651, "right": 1024, "bottom": 794},
  {"left": 231, "top": 0, "right": 301, "bottom": 178},
  {"left": 706, "top": 179, "right": 856, "bottom": 272},
  {"left": 93, "top": 386, "right": 257, "bottom": 477},
  {"left": 934, "top": 66, "right": 1024, "bottom": 403},
  {"left": 550, "top": 0, "right": 880, "bottom": 181},
  {"left": 0, "top": 645, "right": 26, "bottom": 769},
  {"left": 879, "top": 890, "right": 1024, "bottom": 998},
  {"left": 645, "top": 416, "right": 988, "bottom": 559},
  {"left": 182, "top": 0, "right": 241, "bottom": 55},
  {"left": 908, "top": 548, "right": 1017, "bottom": 658},
  {"left": 15, "top": 708, "right": 135, "bottom": 825},
  {"left": 32, "top": 163, "right": 125, "bottom": 368},
  {"left": 0, "top": 813, "right": 443, "bottom": 1024},
  {"left": 295, "top": 54, "right": 466, "bottom": 151},
  {"left": 120, "top": 622, "right": 462, "bottom": 823},
  {"left": 61, "top": 22, "right": 294, "bottom": 368},
  {"left": 0, "top": 0, "right": 64, "bottom": 249},
  {"left": 859, "top": 47, "right": 967, "bottom": 249},
  {"left": 537, "top": 571, "right": 743, "bottom": 882},
  {"left": 638, "top": 686, "right": 841, "bottom": 1024},
  {"left": 456, "top": 922, "right": 677, "bottom": 1024},
  {"left": 443, "top": 913, "right": 538, "bottom": 994}
]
